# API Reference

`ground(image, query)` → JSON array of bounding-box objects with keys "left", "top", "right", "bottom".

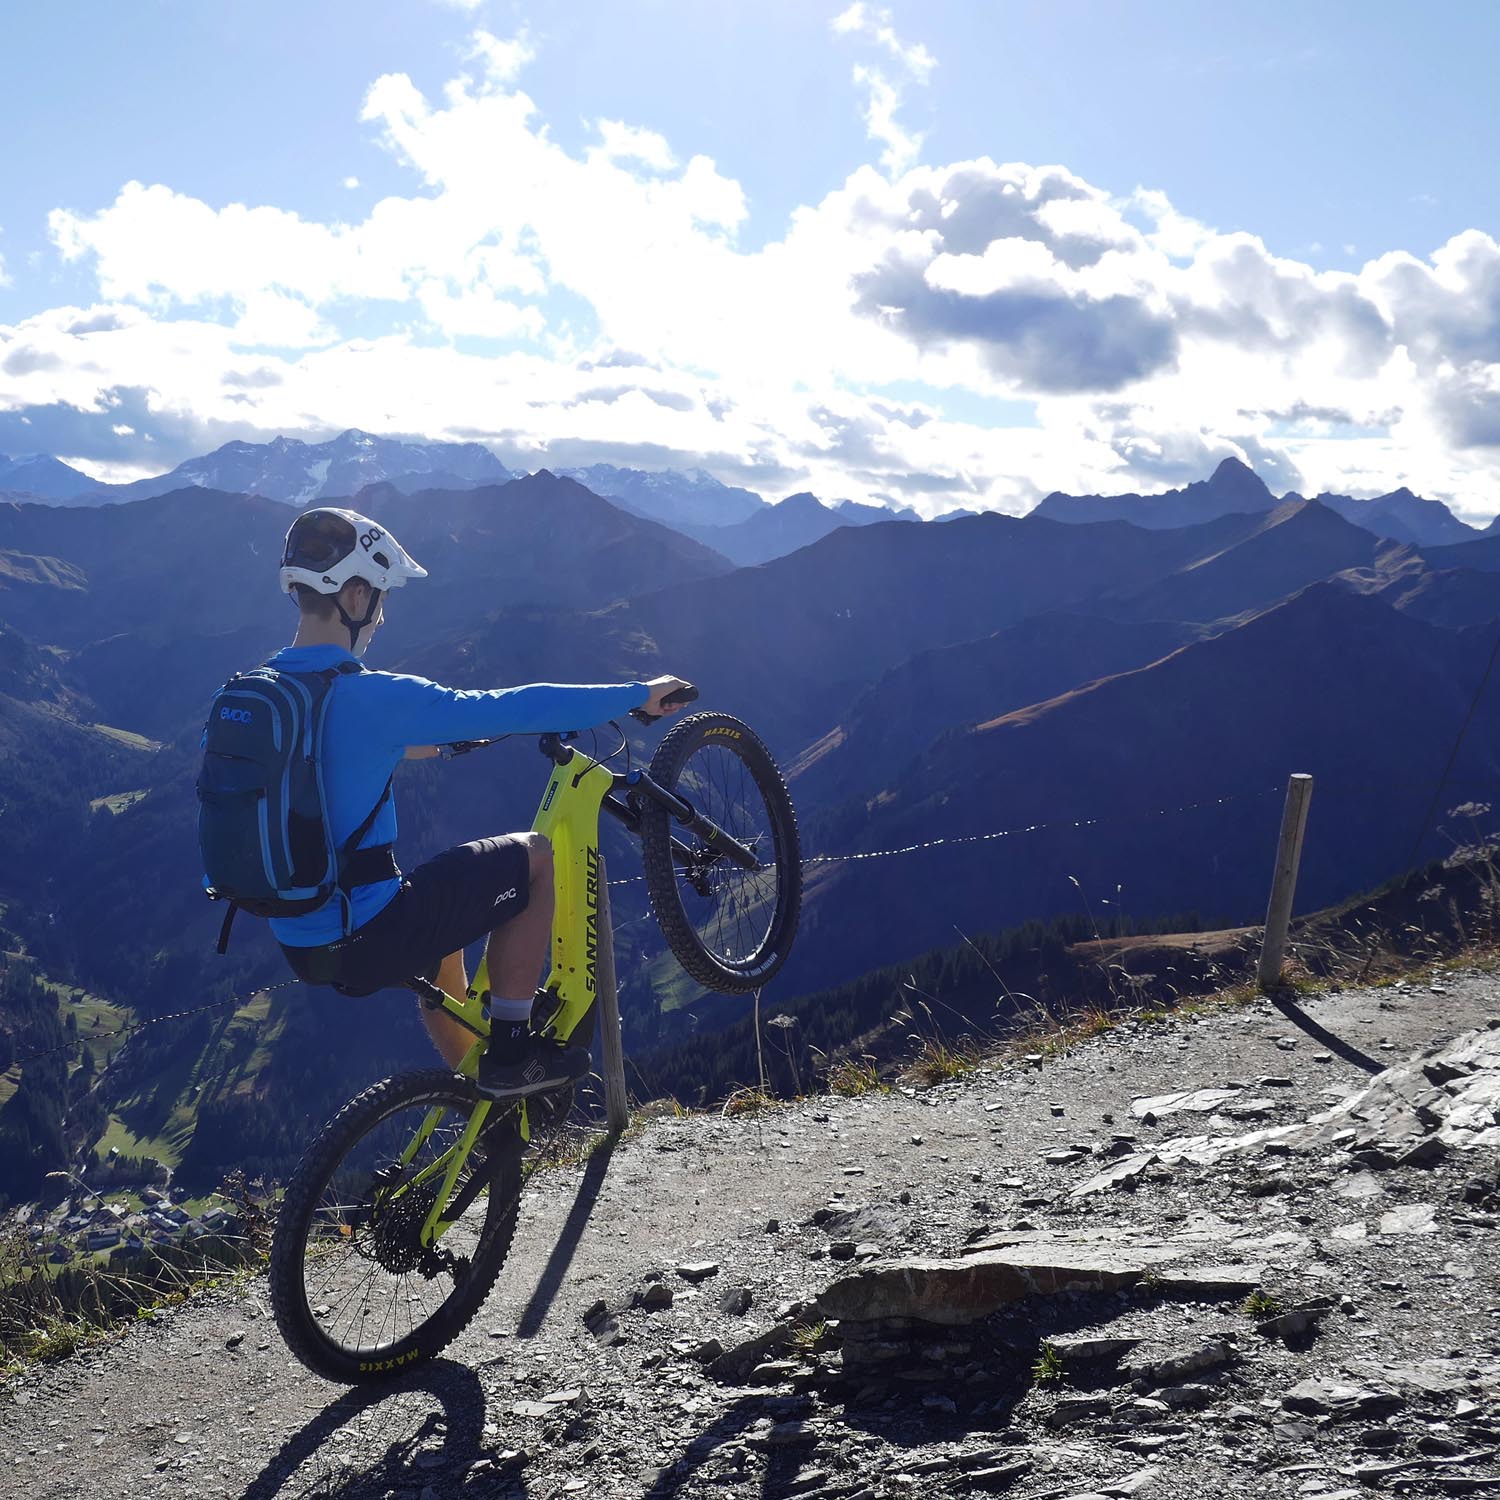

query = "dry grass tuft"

[
  {"left": 905, "top": 1037, "right": 983, "bottom": 1086},
  {"left": 826, "top": 1056, "right": 888, "bottom": 1097},
  {"left": 721, "top": 1086, "right": 776, "bottom": 1119}
]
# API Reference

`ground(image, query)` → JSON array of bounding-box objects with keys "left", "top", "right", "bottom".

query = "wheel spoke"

[
  {"left": 670, "top": 742, "right": 781, "bottom": 966},
  {"left": 638, "top": 716, "right": 801, "bottom": 997}
]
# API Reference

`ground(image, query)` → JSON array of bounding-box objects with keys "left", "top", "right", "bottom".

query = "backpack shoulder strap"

[
  {"left": 343, "top": 775, "right": 393, "bottom": 857},
  {"left": 319, "top": 659, "right": 395, "bottom": 874}
]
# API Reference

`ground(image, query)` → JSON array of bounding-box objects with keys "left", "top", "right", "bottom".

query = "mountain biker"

[{"left": 271, "top": 506, "right": 689, "bottom": 1098}]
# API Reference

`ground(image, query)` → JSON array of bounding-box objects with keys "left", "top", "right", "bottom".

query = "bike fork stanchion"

[{"left": 596, "top": 856, "right": 630, "bottom": 1134}]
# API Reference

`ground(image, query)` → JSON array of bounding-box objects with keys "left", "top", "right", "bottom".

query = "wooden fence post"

[
  {"left": 595, "top": 855, "right": 630, "bottom": 1134},
  {"left": 1257, "top": 773, "right": 1314, "bottom": 991}
]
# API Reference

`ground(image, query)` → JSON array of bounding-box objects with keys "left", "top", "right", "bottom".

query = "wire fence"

[{"left": 3, "top": 769, "right": 1497, "bottom": 1073}]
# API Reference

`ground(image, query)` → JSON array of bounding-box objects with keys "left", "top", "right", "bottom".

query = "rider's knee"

[{"left": 526, "top": 832, "right": 553, "bottom": 884}]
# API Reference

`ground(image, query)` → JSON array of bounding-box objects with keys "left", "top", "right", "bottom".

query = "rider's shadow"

[
  {"left": 240, "top": 1358, "right": 528, "bottom": 1500},
  {"left": 639, "top": 1395, "right": 829, "bottom": 1500}
]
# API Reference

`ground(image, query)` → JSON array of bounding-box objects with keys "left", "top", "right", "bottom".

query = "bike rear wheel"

[
  {"left": 268, "top": 1070, "right": 521, "bottom": 1383},
  {"left": 639, "top": 711, "right": 801, "bottom": 993}
]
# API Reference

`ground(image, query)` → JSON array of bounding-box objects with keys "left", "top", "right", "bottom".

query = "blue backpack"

[{"left": 197, "top": 660, "right": 395, "bottom": 952}]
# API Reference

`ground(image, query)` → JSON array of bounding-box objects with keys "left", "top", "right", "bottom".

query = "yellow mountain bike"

[{"left": 267, "top": 691, "right": 801, "bottom": 1382}]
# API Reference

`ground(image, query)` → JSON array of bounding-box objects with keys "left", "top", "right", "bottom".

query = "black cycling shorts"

[{"left": 280, "top": 835, "right": 532, "bottom": 997}]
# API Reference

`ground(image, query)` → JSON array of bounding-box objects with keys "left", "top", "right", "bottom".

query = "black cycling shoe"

[{"left": 475, "top": 1024, "right": 591, "bottom": 1099}]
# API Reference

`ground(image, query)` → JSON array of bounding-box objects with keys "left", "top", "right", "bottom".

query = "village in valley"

[{"left": 13, "top": 1158, "right": 244, "bottom": 1268}]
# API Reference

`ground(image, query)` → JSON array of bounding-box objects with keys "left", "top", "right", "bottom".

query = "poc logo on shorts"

[
  {"left": 493, "top": 887, "right": 519, "bottom": 906},
  {"left": 219, "top": 706, "right": 253, "bottom": 724}
]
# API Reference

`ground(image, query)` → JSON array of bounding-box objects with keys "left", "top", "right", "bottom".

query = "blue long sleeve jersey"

[{"left": 263, "top": 644, "right": 647, "bottom": 948}]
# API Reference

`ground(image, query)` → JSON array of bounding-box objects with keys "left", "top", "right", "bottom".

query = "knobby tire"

[
  {"left": 640, "top": 711, "right": 801, "bottom": 993},
  {"left": 268, "top": 1069, "right": 521, "bottom": 1384}
]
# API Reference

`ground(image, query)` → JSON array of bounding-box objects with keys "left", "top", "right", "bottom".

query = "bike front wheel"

[
  {"left": 639, "top": 711, "right": 801, "bottom": 994},
  {"left": 268, "top": 1070, "right": 522, "bottom": 1383}
]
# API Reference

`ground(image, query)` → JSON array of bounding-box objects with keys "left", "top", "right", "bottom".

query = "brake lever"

[{"left": 629, "top": 683, "right": 700, "bottom": 725}]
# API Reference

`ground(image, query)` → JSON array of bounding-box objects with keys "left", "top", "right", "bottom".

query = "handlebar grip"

[{"left": 629, "top": 683, "right": 699, "bottom": 725}]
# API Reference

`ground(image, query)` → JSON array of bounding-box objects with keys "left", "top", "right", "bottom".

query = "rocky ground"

[{"left": 2, "top": 966, "right": 1499, "bottom": 1500}]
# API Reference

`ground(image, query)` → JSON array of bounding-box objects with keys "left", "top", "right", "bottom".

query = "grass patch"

[
  {"left": 789, "top": 1320, "right": 827, "bottom": 1355},
  {"left": 721, "top": 1086, "right": 775, "bottom": 1119},
  {"left": 87, "top": 724, "right": 162, "bottom": 752},
  {"left": 93, "top": 1114, "right": 177, "bottom": 1168},
  {"left": 1031, "top": 1341, "right": 1065, "bottom": 1385},
  {"left": 0, "top": 1214, "right": 265, "bottom": 1376},
  {"left": 1243, "top": 1289, "right": 1284, "bottom": 1319},
  {"left": 47, "top": 982, "right": 131, "bottom": 1076},
  {"left": 826, "top": 1056, "right": 887, "bottom": 1097},
  {"left": 905, "top": 1037, "right": 983, "bottom": 1086}
]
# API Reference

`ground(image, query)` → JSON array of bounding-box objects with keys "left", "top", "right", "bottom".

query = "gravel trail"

[{"left": 3, "top": 968, "right": 1497, "bottom": 1500}]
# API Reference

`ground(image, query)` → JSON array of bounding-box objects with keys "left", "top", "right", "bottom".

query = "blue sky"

[{"left": 4, "top": 0, "right": 1500, "bottom": 517}]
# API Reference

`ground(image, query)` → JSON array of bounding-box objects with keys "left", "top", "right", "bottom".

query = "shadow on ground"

[
  {"left": 240, "top": 1358, "right": 527, "bottom": 1500},
  {"left": 637, "top": 1288, "right": 1187, "bottom": 1499},
  {"left": 515, "top": 1133, "right": 618, "bottom": 1339},
  {"left": 1270, "top": 991, "right": 1385, "bottom": 1073}
]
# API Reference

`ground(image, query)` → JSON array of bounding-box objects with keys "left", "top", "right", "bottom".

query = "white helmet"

[
  {"left": 281, "top": 507, "right": 426, "bottom": 648},
  {"left": 280, "top": 507, "right": 427, "bottom": 595}
]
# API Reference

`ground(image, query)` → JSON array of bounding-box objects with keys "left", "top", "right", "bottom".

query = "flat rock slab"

[
  {"left": 817, "top": 1241, "right": 1186, "bottom": 1326},
  {"left": 1071, "top": 1150, "right": 1159, "bottom": 1197},
  {"left": 1132, "top": 1087, "right": 1244, "bottom": 1119},
  {"left": 1282, "top": 1376, "right": 1404, "bottom": 1420},
  {"left": 1048, "top": 1334, "right": 1144, "bottom": 1363},
  {"left": 1377, "top": 1203, "right": 1438, "bottom": 1235},
  {"left": 1346, "top": 1357, "right": 1481, "bottom": 1396},
  {"left": 1156, "top": 1263, "right": 1266, "bottom": 1297}
]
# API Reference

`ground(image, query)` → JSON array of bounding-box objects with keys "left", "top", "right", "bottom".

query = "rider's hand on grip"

[{"left": 630, "top": 678, "right": 698, "bottom": 725}]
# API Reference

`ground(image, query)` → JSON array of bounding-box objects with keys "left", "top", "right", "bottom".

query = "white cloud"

[
  {"left": 832, "top": 5, "right": 933, "bottom": 179},
  {"left": 591, "top": 119, "right": 676, "bottom": 172},
  {"left": 343, "top": 176, "right": 360, "bottom": 190},
  {"left": 464, "top": 28, "right": 535, "bottom": 85},
  {"left": 851, "top": 65, "right": 923, "bottom": 177},
  {"left": 62, "top": 454, "right": 161, "bottom": 484},
  {"left": 832, "top": 3, "right": 935, "bottom": 81},
  {"left": 13, "top": 33, "right": 1500, "bottom": 522}
]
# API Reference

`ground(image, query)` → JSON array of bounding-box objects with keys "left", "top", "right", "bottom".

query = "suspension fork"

[{"left": 604, "top": 770, "right": 763, "bottom": 872}]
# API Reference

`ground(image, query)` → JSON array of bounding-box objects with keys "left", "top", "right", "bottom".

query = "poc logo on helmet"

[{"left": 220, "top": 706, "right": 253, "bottom": 724}]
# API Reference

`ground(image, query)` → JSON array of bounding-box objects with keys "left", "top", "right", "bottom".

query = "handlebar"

[{"left": 628, "top": 683, "right": 699, "bottom": 725}]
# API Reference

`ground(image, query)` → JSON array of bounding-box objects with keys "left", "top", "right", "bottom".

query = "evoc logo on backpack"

[{"left": 219, "top": 706, "right": 253, "bottom": 724}]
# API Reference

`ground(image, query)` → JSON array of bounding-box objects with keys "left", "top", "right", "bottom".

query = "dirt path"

[{"left": 2, "top": 967, "right": 1497, "bottom": 1500}]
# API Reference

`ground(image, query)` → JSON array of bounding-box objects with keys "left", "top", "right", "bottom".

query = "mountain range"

[
  {"left": 1035, "top": 456, "right": 1483, "bottom": 547},
  {"left": 5, "top": 432, "right": 1491, "bottom": 558},
  {"left": 94, "top": 429, "right": 516, "bottom": 507},
  {"left": 0, "top": 453, "right": 105, "bottom": 501},
  {"left": 0, "top": 455, "right": 1498, "bottom": 1200}
]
